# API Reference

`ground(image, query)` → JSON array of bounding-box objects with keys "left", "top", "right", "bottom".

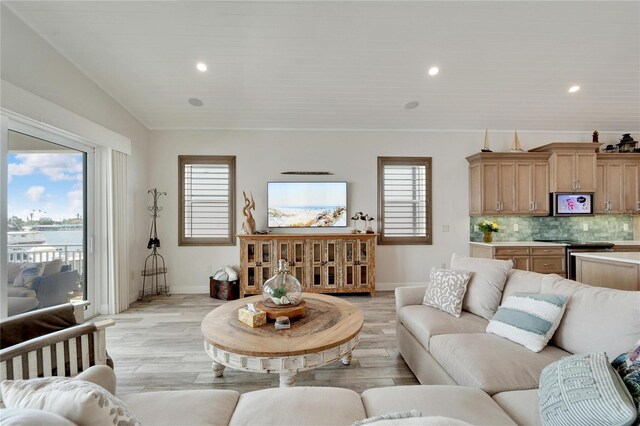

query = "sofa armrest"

[
  {"left": 395, "top": 285, "right": 428, "bottom": 313},
  {"left": 75, "top": 365, "right": 116, "bottom": 395}
]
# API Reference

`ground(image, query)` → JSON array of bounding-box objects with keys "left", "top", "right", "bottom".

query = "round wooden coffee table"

[{"left": 201, "top": 293, "right": 363, "bottom": 387}]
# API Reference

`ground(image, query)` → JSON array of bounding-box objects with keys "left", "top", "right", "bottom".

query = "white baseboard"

[
  {"left": 170, "top": 285, "right": 209, "bottom": 294},
  {"left": 129, "top": 291, "right": 139, "bottom": 304}
]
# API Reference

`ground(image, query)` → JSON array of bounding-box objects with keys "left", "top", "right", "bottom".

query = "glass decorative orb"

[{"left": 262, "top": 259, "right": 302, "bottom": 306}]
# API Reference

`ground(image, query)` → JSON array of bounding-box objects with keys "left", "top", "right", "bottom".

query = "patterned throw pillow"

[
  {"left": 423, "top": 267, "right": 472, "bottom": 317},
  {"left": 12, "top": 263, "right": 44, "bottom": 289},
  {"left": 539, "top": 353, "right": 637, "bottom": 426},
  {"left": 486, "top": 293, "right": 568, "bottom": 352},
  {"left": 0, "top": 377, "right": 140, "bottom": 426},
  {"left": 353, "top": 410, "right": 422, "bottom": 425},
  {"left": 612, "top": 345, "right": 640, "bottom": 420}
]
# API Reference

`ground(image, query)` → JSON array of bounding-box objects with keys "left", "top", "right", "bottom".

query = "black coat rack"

[{"left": 139, "top": 188, "right": 170, "bottom": 300}]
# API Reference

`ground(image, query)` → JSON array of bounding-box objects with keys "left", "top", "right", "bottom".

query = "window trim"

[
  {"left": 377, "top": 156, "right": 432, "bottom": 245},
  {"left": 178, "top": 155, "right": 236, "bottom": 246}
]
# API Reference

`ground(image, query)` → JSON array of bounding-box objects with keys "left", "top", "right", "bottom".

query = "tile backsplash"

[{"left": 469, "top": 215, "right": 635, "bottom": 242}]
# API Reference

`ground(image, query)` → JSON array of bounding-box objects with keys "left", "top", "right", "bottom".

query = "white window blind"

[
  {"left": 378, "top": 157, "right": 432, "bottom": 245},
  {"left": 179, "top": 156, "right": 235, "bottom": 245}
]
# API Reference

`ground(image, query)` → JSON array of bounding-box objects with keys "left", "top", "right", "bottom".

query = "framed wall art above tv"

[{"left": 267, "top": 182, "right": 347, "bottom": 228}]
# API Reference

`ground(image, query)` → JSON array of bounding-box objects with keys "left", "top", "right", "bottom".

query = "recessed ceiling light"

[
  {"left": 188, "top": 98, "right": 203, "bottom": 107},
  {"left": 196, "top": 62, "right": 207, "bottom": 72},
  {"left": 404, "top": 101, "right": 420, "bottom": 110},
  {"left": 568, "top": 85, "right": 580, "bottom": 93},
  {"left": 428, "top": 66, "right": 439, "bottom": 76}
]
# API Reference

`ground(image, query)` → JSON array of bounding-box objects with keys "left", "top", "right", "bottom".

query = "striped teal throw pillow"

[
  {"left": 539, "top": 353, "right": 637, "bottom": 426},
  {"left": 486, "top": 293, "right": 568, "bottom": 352}
]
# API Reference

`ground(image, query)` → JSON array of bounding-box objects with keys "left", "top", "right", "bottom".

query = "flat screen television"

[
  {"left": 268, "top": 182, "right": 347, "bottom": 228},
  {"left": 552, "top": 193, "right": 594, "bottom": 216}
]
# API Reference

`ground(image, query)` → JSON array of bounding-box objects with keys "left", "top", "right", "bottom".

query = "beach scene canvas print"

[{"left": 268, "top": 182, "right": 347, "bottom": 228}]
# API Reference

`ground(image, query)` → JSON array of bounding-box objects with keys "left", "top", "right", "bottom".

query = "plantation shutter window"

[
  {"left": 179, "top": 156, "right": 236, "bottom": 246},
  {"left": 377, "top": 157, "right": 432, "bottom": 245}
]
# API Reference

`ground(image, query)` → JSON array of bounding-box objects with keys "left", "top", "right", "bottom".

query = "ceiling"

[{"left": 5, "top": 1, "right": 640, "bottom": 131}]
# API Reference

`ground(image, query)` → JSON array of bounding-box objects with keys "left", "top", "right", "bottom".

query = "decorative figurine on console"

[{"left": 242, "top": 191, "right": 256, "bottom": 234}]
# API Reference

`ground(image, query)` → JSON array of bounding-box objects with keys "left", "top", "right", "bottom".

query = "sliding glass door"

[{"left": 5, "top": 129, "right": 95, "bottom": 317}]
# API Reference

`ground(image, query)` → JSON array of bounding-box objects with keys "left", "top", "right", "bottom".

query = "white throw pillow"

[
  {"left": 42, "top": 259, "right": 64, "bottom": 276},
  {"left": 7, "top": 262, "right": 24, "bottom": 285},
  {"left": 11, "top": 263, "right": 44, "bottom": 289},
  {"left": 450, "top": 253, "right": 512, "bottom": 320},
  {"left": 0, "top": 377, "right": 140, "bottom": 426},
  {"left": 486, "top": 293, "right": 568, "bottom": 352},
  {"left": 423, "top": 267, "right": 472, "bottom": 317}
]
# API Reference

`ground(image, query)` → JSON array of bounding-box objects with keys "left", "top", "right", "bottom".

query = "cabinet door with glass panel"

[
  {"left": 343, "top": 239, "right": 374, "bottom": 292},
  {"left": 310, "top": 240, "right": 338, "bottom": 290},
  {"left": 241, "top": 240, "right": 275, "bottom": 295},
  {"left": 275, "top": 240, "right": 306, "bottom": 289}
]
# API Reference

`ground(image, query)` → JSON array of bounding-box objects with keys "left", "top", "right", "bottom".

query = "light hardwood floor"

[{"left": 97, "top": 292, "right": 419, "bottom": 396}]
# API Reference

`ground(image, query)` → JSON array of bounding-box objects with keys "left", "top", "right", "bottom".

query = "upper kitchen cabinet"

[
  {"left": 529, "top": 143, "right": 599, "bottom": 192},
  {"left": 596, "top": 154, "right": 640, "bottom": 214},
  {"left": 467, "top": 152, "right": 551, "bottom": 216}
]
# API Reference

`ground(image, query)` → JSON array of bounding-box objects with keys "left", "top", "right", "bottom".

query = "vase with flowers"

[{"left": 477, "top": 220, "right": 499, "bottom": 243}]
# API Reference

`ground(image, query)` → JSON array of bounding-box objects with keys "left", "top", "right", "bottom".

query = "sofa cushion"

[
  {"left": 0, "top": 408, "right": 76, "bottom": 426},
  {"left": 42, "top": 259, "right": 63, "bottom": 276},
  {"left": 502, "top": 270, "right": 562, "bottom": 299},
  {"left": 230, "top": 387, "right": 365, "bottom": 426},
  {"left": 122, "top": 389, "right": 239, "bottom": 426},
  {"left": 361, "top": 385, "right": 517, "bottom": 425},
  {"left": 7, "top": 297, "right": 39, "bottom": 317},
  {"left": 429, "top": 333, "right": 570, "bottom": 395},
  {"left": 451, "top": 253, "right": 512, "bottom": 320},
  {"left": 7, "top": 262, "right": 24, "bottom": 285},
  {"left": 12, "top": 263, "right": 44, "bottom": 289},
  {"left": 539, "top": 352, "right": 637, "bottom": 426},
  {"left": 422, "top": 267, "right": 471, "bottom": 317},
  {"left": 492, "top": 390, "right": 541, "bottom": 426},
  {"left": 541, "top": 278, "right": 640, "bottom": 361},
  {"left": 398, "top": 305, "right": 488, "bottom": 350},
  {"left": 486, "top": 293, "right": 568, "bottom": 352}
]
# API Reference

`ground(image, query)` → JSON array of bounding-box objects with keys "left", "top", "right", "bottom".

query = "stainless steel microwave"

[{"left": 551, "top": 193, "right": 594, "bottom": 216}]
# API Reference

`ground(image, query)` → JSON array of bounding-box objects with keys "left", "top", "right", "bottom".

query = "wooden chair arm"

[{"left": 1, "top": 321, "right": 112, "bottom": 381}]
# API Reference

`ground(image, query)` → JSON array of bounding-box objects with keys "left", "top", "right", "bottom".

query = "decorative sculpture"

[
  {"left": 511, "top": 131, "right": 524, "bottom": 152},
  {"left": 481, "top": 129, "right": 492, "bottom": 152},
  {"left": 242, "top": 191, "right": 256, "bottom": 234}
]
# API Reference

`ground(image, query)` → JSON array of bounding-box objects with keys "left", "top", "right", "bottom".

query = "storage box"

[
  {"left": 209, "top": 278, "right": 239, "bottom": 300},
  {"left": 238, "top": 307, "right": 267, "bottom": 328}
]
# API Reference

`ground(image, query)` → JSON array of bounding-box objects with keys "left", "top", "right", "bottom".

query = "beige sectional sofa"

[
  {"left": 2, "top": 263, "right": 639, "bottom": 425},
  {"left": 396, "top": 267, "right": 640, "bottom": 425}
]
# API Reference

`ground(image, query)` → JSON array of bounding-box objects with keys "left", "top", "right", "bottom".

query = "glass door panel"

[{"left": 6, "top": 130, "right": 90, "bottom": 316}]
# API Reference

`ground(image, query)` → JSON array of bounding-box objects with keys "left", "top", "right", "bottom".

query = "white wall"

[
  {"left": 1, "top": 6, "right": 150, "bottom": 305},
  {"left": 149, "top": 129, "right": 609, "bottom": 292}
]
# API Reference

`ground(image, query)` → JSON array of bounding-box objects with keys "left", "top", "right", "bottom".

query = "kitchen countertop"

[
  {"left": 470, "top": 240, "right": 640, "bottom": 247},
  {"left": 571, "top": 251, "right": 640, "bottom": 265},
  {"left": 469, "top": 241, "right": 566, "bottom": 247}
]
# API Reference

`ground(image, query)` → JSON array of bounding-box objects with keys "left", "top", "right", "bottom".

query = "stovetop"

[{"left": 534, "top": 239, "right": 614, "bottom": 248}]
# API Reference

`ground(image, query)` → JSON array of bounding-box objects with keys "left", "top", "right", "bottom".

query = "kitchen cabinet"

[
  {"left": 470, "top": 243, "right": 566, "bottom": 277},
  {"left": 239, "top": 234, "right": 376, "bottom": 296},
  {"left": 596, "top": 154, "right": 640, "bottom": 214},
  {"left": 530, "top": 143, "right": 598, "bottom": 192},
  {"left": 467, "top": 153, "right": 551, "bottom": 216}
]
